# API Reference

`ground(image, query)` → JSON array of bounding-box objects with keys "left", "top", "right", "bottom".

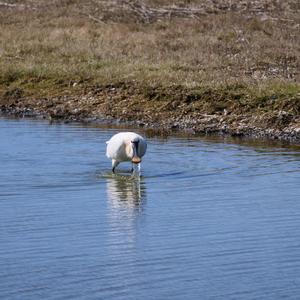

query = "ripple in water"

[{"left": 0, "top": 117, "right": 300, "bottom": 300}]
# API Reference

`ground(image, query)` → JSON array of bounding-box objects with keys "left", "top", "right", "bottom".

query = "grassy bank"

[{"left": 0, "top": 0, "right": 299, "bottom": 140}]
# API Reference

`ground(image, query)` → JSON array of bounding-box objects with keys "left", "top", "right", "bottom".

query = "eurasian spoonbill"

[{"left": 106, "top": 132, "right": 147, "bottom": 173}]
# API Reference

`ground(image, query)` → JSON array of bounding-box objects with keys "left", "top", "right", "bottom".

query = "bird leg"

[{"left": 112, "top": 160, "right": 119, "bottom": 173}]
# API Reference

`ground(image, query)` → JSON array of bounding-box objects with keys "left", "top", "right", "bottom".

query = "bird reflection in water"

[
  {"left": 106, "top": 174, "right": 147, "bottom": 215},
  {"left": 105, "top": 175, "right": 147, "bottom": 262}
]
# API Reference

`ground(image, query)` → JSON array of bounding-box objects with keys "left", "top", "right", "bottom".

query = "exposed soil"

[{"left": 1, "top": 83, "right": 300, "bottom": 143}]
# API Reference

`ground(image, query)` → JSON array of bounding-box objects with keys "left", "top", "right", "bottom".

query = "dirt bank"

[{"left": 1, "top": 83, "right": 299, "bottom": 143}]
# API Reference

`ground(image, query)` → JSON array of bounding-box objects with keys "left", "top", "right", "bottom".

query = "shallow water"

[{"left": 1, "top": 117, "right": 300, "bottom": 300}]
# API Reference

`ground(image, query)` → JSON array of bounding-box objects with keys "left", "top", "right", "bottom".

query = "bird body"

[{"left": 106, "top": 132, "right": 147, "bottom": 172}]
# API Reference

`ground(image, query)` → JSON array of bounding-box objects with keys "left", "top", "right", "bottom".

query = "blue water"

[{"left": 1, "top": 117, "right": 300, "bottom": 299}]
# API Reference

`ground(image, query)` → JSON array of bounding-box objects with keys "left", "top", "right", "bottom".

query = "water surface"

[{"left": 1, "top": 117, "right": 300, "bottom": 299}]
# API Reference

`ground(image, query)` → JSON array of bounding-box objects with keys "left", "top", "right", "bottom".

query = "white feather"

[{"left": 106, "top": 132, "right": 147, "bottom": 171}]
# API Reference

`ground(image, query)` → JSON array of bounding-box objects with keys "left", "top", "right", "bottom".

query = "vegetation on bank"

[{"left": 0, "top": 0, "right": 299, "bottom": 131}]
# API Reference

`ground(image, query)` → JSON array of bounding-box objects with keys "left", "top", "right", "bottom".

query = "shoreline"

[{"left": 1, "top": 87, "right": 299, "bottom": 144}]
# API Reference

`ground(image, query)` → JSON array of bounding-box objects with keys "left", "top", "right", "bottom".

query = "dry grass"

[{"left": 0, "top": 0, "right": 299, "bottom": 102}]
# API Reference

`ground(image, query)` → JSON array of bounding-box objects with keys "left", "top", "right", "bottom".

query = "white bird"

[{"left": 106, "top": 132, "right": 147, "bottom": 173}]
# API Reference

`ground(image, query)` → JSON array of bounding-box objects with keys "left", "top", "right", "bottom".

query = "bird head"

[{"left": 131, "top": 138, "right": 141, "bottom": 164}]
